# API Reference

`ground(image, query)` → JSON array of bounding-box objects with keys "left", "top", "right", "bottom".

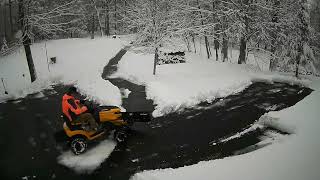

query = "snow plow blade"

[{"left": 122, "top": 112, "right": 152, "bottom": 122}]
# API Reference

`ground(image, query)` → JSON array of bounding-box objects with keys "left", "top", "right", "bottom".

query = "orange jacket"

[{"left": 62, "top": 94, "right": 88, "bottom": 121}]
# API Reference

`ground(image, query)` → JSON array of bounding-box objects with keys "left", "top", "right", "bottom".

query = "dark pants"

[{"left": 72, "top": 113, "right": 98, "bottom": 131}]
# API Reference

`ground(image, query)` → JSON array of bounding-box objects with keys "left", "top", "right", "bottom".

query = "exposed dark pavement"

[{"left": 0, "top": 48, "right": 313, "bottom": 180}]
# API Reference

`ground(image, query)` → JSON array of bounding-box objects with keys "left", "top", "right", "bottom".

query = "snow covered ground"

[
  {"left": 0, "top": 36, "right": 127, "bottom": 173},
  {"left": 130, "top": 78, "right": 320, "bottom": 180},
  {"left": 112, "top": 51, "right": 310, "bottom": 117},
  {"left": 0, "top": 36, "right": 127, "bottom": 106},
  {"left": 1, "top": 35, "right": 317, "bottom": 176},
  {"left": 58, "top": 138, "right": 116, "bottom": 174}
]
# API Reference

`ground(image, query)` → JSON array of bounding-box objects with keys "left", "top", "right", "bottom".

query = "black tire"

[
  {"left": 70, "top": 137, "right": 87, "bottom": 155},
  {"left": 114, "top": 130, "right": 127, "bottom": 143}
]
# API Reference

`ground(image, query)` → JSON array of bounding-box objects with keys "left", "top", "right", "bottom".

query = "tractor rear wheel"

[{"left": 70, "top": 137, "right": 87, "bottom": 155}]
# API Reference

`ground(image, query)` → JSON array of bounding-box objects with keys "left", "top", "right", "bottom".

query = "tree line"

[
  {"left": 0, "top": 0, "right": 319, "bottom": 81},
  {"left": 123, "top": 0, "right": 320, "bottom": 75}
]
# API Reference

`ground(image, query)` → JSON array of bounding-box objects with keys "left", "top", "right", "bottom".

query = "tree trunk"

[
  {"left": 9, "top": 0, "right": 13, "bottom": 36},
  {"left": 238, "top": 0, "right": 249, "bottom": 64},
  {"left": 3, "top": 4, "right": 7, "bottom": 39},
  {"left": 192, "top": 35, "right": 196, "bottom": 53},
  {"left": 214, "top": 39, "right": 219, "bottom": 61},
  {"left": 91, "top": 14, "right": 95, "bottom": 39},
  {"left": 208, "top": 38, "right": 212, "bottom": 57},
  {"left": 238, "top": 37, "right": 247, "bottom": 64},
  {"left": 105, "top": 0, "right": 110, "bottom": 36},
  {"left": 295, "top": 52, "right": 301, "bottom": 78},
  {"left": 185, "top": 35, "right": 191, "bottom": 52},
  {"left": 269, "top": 0, "right": 280, "bottom": 71},
  {"left": 269, "top": 45, "right": 276, "bottom": 71},
  {"left": 199, "top": 36, "right": 202, "bottom": 55},
  {"left": 92, "top": 0, "right": 103, "bottom": 36},
  {"left": 204, "top": 36, "right": 210, "bottom": 59},
  {"left": 212, "top": 0, "right": 219, "bottom": 61},
  {"left": 229, "top": 41, "right": 233, "bottom": 58},
  {"left": 114, "top": 0, "right": 117, "bottom": 34},
  {"left": 222, "top": 36, "right": 228, "bottom": 62},
  {"left": 153, "top": 47, "right": 158, "bottom": 75},
  {"left": 19, "top": 0, "right": 36, "bottom": 82},
  {"left": 23, "top": 38, "right": 37, "bottom": 82},
  {"left": 123, "top": 0, "right": 127, "bottom": 33},
  {"left": 197, "top": 0, "right": 210, "bottom": 59},
  {"left": 0, "top": 4, "right": 2, "bottom": 38}
]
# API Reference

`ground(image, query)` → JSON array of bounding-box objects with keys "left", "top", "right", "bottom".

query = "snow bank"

[
  {"left": 0, "top": 37, "right": 126, "bottom": 106},
  {"left": 120, "top": 88, "right": 131, "bottom": 98},
  {"left": 112, "top": 51, "right": 310, "bottom": 117},
  {"left": 130, "top": 78, "right": 320, "bottom": 180},
  {"left": 58, "top": 139, "right": 116, "bottom": 174}
]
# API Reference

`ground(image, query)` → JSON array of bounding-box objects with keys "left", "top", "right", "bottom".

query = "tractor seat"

[{"left": 62, "top": 115, "right": 84, "bottom": 131}]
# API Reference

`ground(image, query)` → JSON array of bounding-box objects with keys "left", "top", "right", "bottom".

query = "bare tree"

[
  {"left": 114, "top": 0, "right": 117, "bottom": 34},
  {"left": 295, "top": 0, "right": 312, "bottom": 77},
  {"left": 104, "top": 0, "right": 110, "bottom": 36},
  {"left": 196, "top": 0, "right": 210, "bottom": 59},
  {"left": 212, "top": 0, "right": 220, "bottom": 61},
  {"left": 17, "top": 0, "right": 82, "bottom": 82},
  {"left": 18, "top": 0, "right": 36, "bottom": 82},
  {"left": 237, "top": 0, "right": 250, "bottom": 64},
  {"left": 9, "top": 0, "right": 13, "bottom": 36},
  {"left": 124, "top": 0, "right": 187, "bottom": 75},
  {"left": 91, "top": 0, "right": 104, "bottom": 36}
]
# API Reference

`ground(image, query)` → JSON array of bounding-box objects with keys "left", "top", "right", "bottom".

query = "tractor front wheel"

[{"left": 114, "top": 130, "right": 127, "bottom": 143}]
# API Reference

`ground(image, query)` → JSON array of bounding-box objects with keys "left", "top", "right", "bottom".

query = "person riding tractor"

[
  {"left": 59, "top": 86, "right": 151, "bottom": 155},
  {"left": 62, "top": 86, "right": 98, "bottom": 131}
]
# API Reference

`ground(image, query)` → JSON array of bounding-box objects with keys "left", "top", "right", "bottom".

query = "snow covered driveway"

[
  {"left": 98, "top": 48, "right": 312, "bottom": 179},
  {"left": 0, "top": 48, "right": 313, "bottom": 180},
  {"left": 104, "top": 81, "right": 311, "bottom": 179},
  {"left": 0, "top": 75, "right": 312, "bottom": 180}
]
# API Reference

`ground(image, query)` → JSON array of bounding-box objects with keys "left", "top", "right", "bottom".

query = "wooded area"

[{"left": 0, "top": 0, "right": 320, "bottom": 80}]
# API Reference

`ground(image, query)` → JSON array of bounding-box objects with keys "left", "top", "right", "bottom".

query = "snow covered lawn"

[
  {"left": 130, "top": 78, "right": 320, "bottom": 180},
  {"left": 112, "top": 51, "right": 310, "bottom": 117},
  {"left": 0, "top": 37, "right": 126, "bottom": 106}
]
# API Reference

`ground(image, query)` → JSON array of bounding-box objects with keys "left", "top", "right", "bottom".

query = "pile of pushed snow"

[
  {"left": 130, "top": 79, "right": 320, "bottom": 180},
  {"left": 0, "top": 37, "right": 125, "bottom": 106},
  {"left": 112, "top": 51, "right": 310, "bottom": 117},
  {"left": 58, "top": 139, "right": 116, "bottom": 174}
]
